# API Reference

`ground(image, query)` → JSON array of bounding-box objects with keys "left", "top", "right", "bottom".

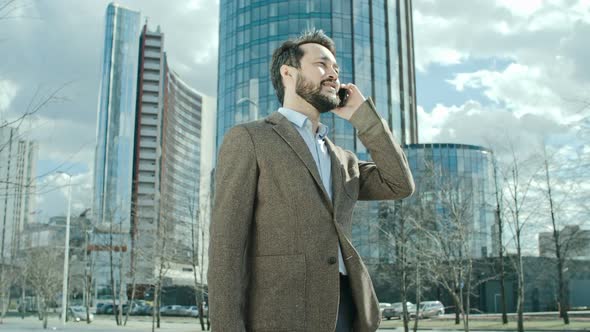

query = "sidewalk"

[
  {"left": 0, "top": 314, "right": 210, "bottom": 332},
  {"left": 2, "top": 313, "right": 589, "bottom": 332}
]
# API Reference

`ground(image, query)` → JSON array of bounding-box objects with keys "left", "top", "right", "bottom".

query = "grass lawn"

[{"left": 379, "top": 317, "right": 590, "bottom": 330}]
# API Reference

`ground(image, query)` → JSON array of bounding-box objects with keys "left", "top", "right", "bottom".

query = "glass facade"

[
  {"left": 216, "top": 0, "right": 419, "bottom": 271},
  {"left": 404, "top": 143, "right": 495, "bottom": 258},
  {"left": 93, "top": 3, "right": 140, "bottom": 229},
  {"left": 92, "top": 3, "right": 140, "bottom": 299},
  {"left": 160, "top": 67, "right": 202, "bottom": 263},
  {"left": 216, "top": 0, "right": 418, "bottom": 156}
]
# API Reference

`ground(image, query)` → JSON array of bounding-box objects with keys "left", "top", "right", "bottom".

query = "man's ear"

[{"left": 280, "top": 64, "right": 293, "bottom": 79}]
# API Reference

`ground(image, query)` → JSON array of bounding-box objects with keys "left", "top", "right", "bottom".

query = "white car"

[
  {"left": 188, "top": 305, "right": 199, "bottom": 317},
  {"left": 61, "top": 306, "right": 94, "bottom": 322}
]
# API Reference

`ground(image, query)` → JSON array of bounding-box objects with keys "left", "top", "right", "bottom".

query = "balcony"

[
  {"left": 144, "top": 50, "right": 161, "bottom": 59},
  {"left": 145, "top": 39, "right": 161, "bottom": 48},
  {"left": 141, "top": 117, "right": 158, "bottom": 126},
  {"left": 143, "top": 73, "right": 160, "bottom": 82}
]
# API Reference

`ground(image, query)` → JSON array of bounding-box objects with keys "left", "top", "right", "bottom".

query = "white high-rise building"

[{"left": 0, "top": 126, "right": 37, "bottom": 262}]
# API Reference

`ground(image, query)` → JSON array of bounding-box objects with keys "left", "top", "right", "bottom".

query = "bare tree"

[
  {"left": 538, "top": 143, "right": 590, "bottom": 324},
  {"left": 188, "top": 189, "right": 210, "bottom": 330},
  {"left": 502, "top": 141, "right": 543, "bottom": 332},
  {"left": 0, "top": 261, "right": 17, "bottom": 323},
  {"left": 150, "top": 197, "right": 175, "bottom": 332},
  {"left": 491, "top": 157, "right": 509, "bottom": 324},
  {"left": 24, "top": 247, "right": 62, "bottom": 329}
]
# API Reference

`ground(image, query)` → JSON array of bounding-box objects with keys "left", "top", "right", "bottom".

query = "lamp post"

[
  {"left": 57, "top": 171, "right": 72, "bottom": 324},
  {"left": 236, "top": 97, "right": 259, "bottom": 121}
]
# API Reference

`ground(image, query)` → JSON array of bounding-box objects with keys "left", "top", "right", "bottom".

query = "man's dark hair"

[{"left": 270, "top": 29, "right": 336, "bottom": 105}]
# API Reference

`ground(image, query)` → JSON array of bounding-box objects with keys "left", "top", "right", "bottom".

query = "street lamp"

[
  {"left": 57, "top": 171, "right": 72, "bottom": 324},
  {"left": 236, "top": 97, "right": 259, "bottom": 121}
]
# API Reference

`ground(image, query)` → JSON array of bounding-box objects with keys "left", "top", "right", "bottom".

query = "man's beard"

[{"left": 295, "top": 73, "right": 339, "bottom": 113}]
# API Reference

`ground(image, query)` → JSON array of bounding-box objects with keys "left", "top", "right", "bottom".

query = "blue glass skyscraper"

[
  {"left": 216, "top": 0, "right": 418, "bottom": 270},
  {"left": 216, "top": 0, "right": 418, "bottom": 155},
  {"left": 93, "top": 3, "right": 140, "bottom": 228}
]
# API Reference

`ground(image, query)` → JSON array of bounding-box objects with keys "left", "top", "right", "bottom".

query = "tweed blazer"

[{"left": 208, "top": 98, "right": 415, "bottom": 332}]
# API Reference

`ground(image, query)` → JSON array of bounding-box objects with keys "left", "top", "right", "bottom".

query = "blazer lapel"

[{"left": 267, "top": 112, "right": 333, "bottom": 212}]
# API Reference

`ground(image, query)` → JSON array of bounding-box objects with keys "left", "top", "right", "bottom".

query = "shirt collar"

[{"left": 278, "top": 107, "right": 329, "bottom": 139}]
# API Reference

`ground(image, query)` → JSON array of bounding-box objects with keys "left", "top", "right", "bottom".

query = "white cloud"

[
  {"left": 0, "top": 79, "right": 19, "bottom": 112},
  {"left": 417, "top": 99, "right": 571, "bottom": 159},
  {"left": 496, "top": 0, "right": 544, "bottom": 17},
  {"left": 446, "top": 63, "right": 572, "bottom": 122},
  {"left": 35, "top": 171, "right": 93, "bottom": 222}
]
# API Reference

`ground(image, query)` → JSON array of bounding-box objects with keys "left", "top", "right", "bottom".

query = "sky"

[{"left": 2, "top": 0, "right": 588, "bottom": 252}]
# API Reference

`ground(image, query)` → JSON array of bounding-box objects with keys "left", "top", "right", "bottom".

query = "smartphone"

[{"left": 338, "top": 88, "right": 349, "bottom": 107}]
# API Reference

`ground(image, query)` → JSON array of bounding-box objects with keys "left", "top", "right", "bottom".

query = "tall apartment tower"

[
  {"left": 132, "top": 23, "right": 164, "bottom": 286},
  {"left": 132, "top": 23, "right": 210, "bottom": 289},
  {"left": 0, "top": 127, "right": 37, "bottom": 262},
  {"left": 216, "top": 0, "right": 418, "bottom": 156}
]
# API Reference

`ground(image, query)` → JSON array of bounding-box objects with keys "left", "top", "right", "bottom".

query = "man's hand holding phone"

[{"left": 332, "top": 83, "right": 366, "bottom": 121}]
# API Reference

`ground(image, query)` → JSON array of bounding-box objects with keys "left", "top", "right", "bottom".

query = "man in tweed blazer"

[{"left": 208, "top": 30, "right": 415, "bottom": 332}]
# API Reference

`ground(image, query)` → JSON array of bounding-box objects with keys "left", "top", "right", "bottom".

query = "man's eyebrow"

[{"left": 318, "top": 55, "right": 339, "bottom": 69}]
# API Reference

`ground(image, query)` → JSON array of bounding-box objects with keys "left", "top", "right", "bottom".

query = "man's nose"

[{"left": 326, "top": 68, "right": 338, "bottom": 80}]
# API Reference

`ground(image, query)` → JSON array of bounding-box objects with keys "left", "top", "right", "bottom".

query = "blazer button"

[{"left": 328, "top": 256, "right": 337, "bottom": 265}]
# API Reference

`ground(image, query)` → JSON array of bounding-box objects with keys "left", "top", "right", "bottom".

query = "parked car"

[
  {"left": 379, "top": 302, "right": 392, "bottom": 315},
  {"left": 95, "top": 303, "right": 107, "bottom": 314},
  {"left": 414, "top": 301, "right": 445, "bottom": 319},
  {"left": 382, "top": 302, "right": 416, "bottom": 320},
  {"left": 100, "top": 303, "right": 114, "bottom": 314},
  {"left": 187, "top": 306, "right": 199, "bottom": 318},
  {"left": 60, "top": 306, "right": 94, "bottom": 322},
  {"left": 160, "top": 305, "right": 186, "bottom": 316},
  {"left": 133, "top": 304, "right": 154, "bottom": 316}
]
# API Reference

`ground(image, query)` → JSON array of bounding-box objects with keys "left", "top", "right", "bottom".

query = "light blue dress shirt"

[{"left": 278, "top": 107, "right": 348, "bottom": 275}]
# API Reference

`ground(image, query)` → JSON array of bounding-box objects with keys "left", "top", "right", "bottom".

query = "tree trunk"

[
  {"left": 463, "top": 271, "right": 471, "bottom": 332},
  {"left": 42, "top": 301, "right": 48, "bottom": 329},
  {"left": 493, "top": 159, "right": 508, "bottom": 325},
  {"left": 412, "top": 264, "right": 420, "bottom": 332},
  {"left": 124, "top": 276, "right": 136, "bottom": 326},
  {"left": 152, "top": 281, "right": 162, "bottom": 332},
  {"left": 544, "top": 153, "right": 569, "bottom": 325},
  {"left": 157, "top": 287, "right": 161, "bottom": 328},
  {"left": 557, "top": 259, "right": 569, "bottom": 324},
  {"left": 20, "top": 283, "right": 25, "bottom": 319},
  {"left": 516, "top": 239, "right": 525, "bottom": 332},
  {"left": 453, "top": 294, "right": 461, "bottom": 325}
]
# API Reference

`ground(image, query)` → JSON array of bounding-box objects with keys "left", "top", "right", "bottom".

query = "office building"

[
  {"left": 539, "top": 225, "right": 590, "bottom": 259},
  {"left": 93, "top": 3, "right": 140, "bottom": 230},
  {"left": 0, "top": 126, "right": 37, "bottom": 262},
  {"left": 404, "top": 143, "right": 495, "bottom": 258},
  {"left": 216, "top": 0, "right": 418, "bottom": 155},
  {"left": 92, "top": 2, "right": 140, "bottom": 298},
  {"left": 216, "top": 0, "right": 419, "bottom": 283},
  {"left": 131, "top": 22, "right": 212, "bottom": 291}
]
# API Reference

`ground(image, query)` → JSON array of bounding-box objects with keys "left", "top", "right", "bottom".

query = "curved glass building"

[
  {"left": 131, "top": 23, "right": 207, "bottom": 289},
  {"left": 405, "top": 143, "right": 495, "bottom": 258},
  {"left": 217, "top": 0, "right": 418, "bottom": 155},
  {"left": 160, "top": 68, "right": 202, "bottom": 259}
]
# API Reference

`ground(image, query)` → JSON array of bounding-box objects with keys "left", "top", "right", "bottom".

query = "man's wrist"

[{"left": 348, "top": 98, "right": 382, "bottom": 134}]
